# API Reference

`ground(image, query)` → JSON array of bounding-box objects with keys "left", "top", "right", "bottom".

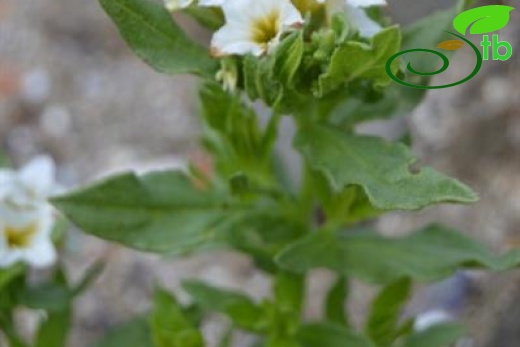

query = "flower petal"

[
  {"left": 19, "top": 155, "right": 56, "bottom": 198},
  {"left": 346, "top": 0, "right": 386, "bottom": 7},
  {"left": 23, "top": 240, "right": 57, "bottom": 268},
  {"left": 346, "top": 4, "right": 382, "bottom": 37}
]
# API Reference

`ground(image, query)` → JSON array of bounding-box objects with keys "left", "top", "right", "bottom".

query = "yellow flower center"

[
  {"left": 5, "top": 223, "right": 37, "bottom": 248},
  {"left": 250, "top": 10, "right": 281, "bottom": 46}
]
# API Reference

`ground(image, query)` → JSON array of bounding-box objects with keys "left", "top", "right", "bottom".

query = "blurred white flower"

[
  {"left": 216, "top": 61, "right": 238, "bottom": 92},
  {"left": 0, "top": 156, "right": 58, "bottom": 268},
  {"left": 317, "top": 0, "right": 386, "bottom": 37},
  {"left": 211, "top": 0, "right": 303, "bottom": 57},
  {"left": 414, "top": 309, "right": 454, "bottom": 332}
]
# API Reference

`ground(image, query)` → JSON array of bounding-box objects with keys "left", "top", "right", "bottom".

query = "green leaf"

[
  {"left": 297, "top": 323, "right": 375, "bottom": 347},
  {"left": 325, "top": 276, "right": 349, "bottom": 325},
  {"left": 403, "top": 323, "right": 465, "bottom": 347},
  {"left": 227, "top": 207, "right": 307, "bottom": 273},
  {"left": 453, "top": 5, "right": 515, "bottom": 35},
  {"left": 277, "top": 224, "right": 520, "bottom": 284},
  {"left": 241, "top": 31, "right": 304, "bottom": 110},
  {"left": 199, "top": 83, "right": 277, "bottom": 186},
  {"left": 312, "top": 173, "right": 383, "bottom": 227},
  {"left": 99, "top": 0, "right": 217, "bottom": 76},
  {"left": 318, "top": 26, "right": 401, "bottom": 96},
  {"left": 150, "top": 288, "right": 205, "bottom": 347},
  {"left": 243, "top": 54, "right": 261, "bottom": 101},
  {"left": 366, "top": 278, "right": 412, "bottom": 346},
  {"left": 272, "top": 31, "right": 305, "bottom": 87},
  {"left": 92, "top": 318, "right": 154, "bottom": 347},
  {"left": 34, "top": 268, "right": 72, "bottom": 347},
  {"left": 19, "top": 282, "right": 70, "bottom": 311},
  {"left": 182, "top": 281, "right": 265, "bottom": 332},
  {"left": 35, "top": 308, "right": 71, "bottom": 347},
  {"left": 0, "top": 264, "right": 25, "bottom": 291},
  {"left": 328, "top": 85, "right": 427, "bottom": 128},
  {"left": 295, "top": 125, "right": 477, "bottom": 210},
  {"left": 274, "top": 271, "right": 305, "bottom": 317},
  {"left": 52, "top": 171, "right": 237, "bottom": 254},
  {"left": 183, "top": 6, "right": 224, "bottom": 30}
]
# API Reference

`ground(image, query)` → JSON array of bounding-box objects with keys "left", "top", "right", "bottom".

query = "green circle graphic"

[{"left": 386, "top": 31, "right": 483, "bottom": 89}]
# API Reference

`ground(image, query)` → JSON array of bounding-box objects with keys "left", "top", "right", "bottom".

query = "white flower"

[
  {"left": 0, "top": 156, "right": 58, "bottom": 268},
  {"left": 211, "top": 0, "right": 303, "bottom": 57},
  {"left": 216, "top": 61, "right": 238, "bottom": 92},
  {"left": 414, "top": 309, "right": 454, "bottom": 332},
  {"left": 317, "top": 0, "right": 386, "bottom": 37}
]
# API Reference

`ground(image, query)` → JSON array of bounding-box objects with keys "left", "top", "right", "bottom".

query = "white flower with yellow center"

[
  {"left": 0, "top": 156, "right": 58, "bottom": 268},
  {"left": 211, "top": 0, "right": 304, "bottom": 57},
  {"left": 317, "top": 0, "right": 387, "bottom": 37}
]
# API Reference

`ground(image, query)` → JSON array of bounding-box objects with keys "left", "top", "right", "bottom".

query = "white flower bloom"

[
  {"left": 0, "top": 206, "right": 56, "bottom": 268},
  {"left": 317, "top": 0, "right": 386, "bottom": 37},
  {"left": 414, "top": 309, "right": 454, "bottom": 332},
  {"left": 211, "top": 0, "right": 303, "bottom": 57},
  {"left": 0, "top": 156, "right": 58, "bottom": 268}
]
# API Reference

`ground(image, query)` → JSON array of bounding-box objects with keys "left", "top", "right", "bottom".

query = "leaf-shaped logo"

[
  {"left": 453, "top": 5, "right": 515, "bottom": 35},
  {"left": 437, "top": 40, "right": 465, "bottom": 51}
]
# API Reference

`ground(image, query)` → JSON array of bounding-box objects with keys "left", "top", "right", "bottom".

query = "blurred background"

[{"left": 1, "top": 0, "right": 520, "bottom": 346}]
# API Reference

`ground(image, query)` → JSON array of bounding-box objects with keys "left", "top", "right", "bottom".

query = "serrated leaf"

[
  {"left": 295, "top": 125, "right": 477, "bottom": 210},
  {"left": 182, "top": 281, "right": 265, "bottom": 333},
  {"left": 403, "top": 323, "right": 465, "bottom": 347},
  {"left": 453, "top": 5, "right": 515, "bottom": 35},
  {"left": 52, "top": 171, "right": 237, "bottom": 254},
  {"left": 297, "top": 323, "right": 375, "bottom": 347},
  {"left": 318, "top": 26, "right": 401, "bottom": 96},
  {"left": 436, "top": 40, "right": 465, "bottom": 51},
  {"left": 366, "top": 278, "right": 412, "bottom": 346},
  {"left": 99, "top": 0, "right": 217, "bottom": 76},
  {"left": 150, "top": 289, "right": 205, "bottom": 347},
  {"left": 276, "top": 224, "right": 520, "bottom": 284}
]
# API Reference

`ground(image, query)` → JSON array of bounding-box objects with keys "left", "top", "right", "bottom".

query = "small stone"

[
  {"left": 40, "top": 105, "right": 72, "bottom": 138},
  {"left": 21, "top": 68, "right": 52, "bottom": 104}
]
